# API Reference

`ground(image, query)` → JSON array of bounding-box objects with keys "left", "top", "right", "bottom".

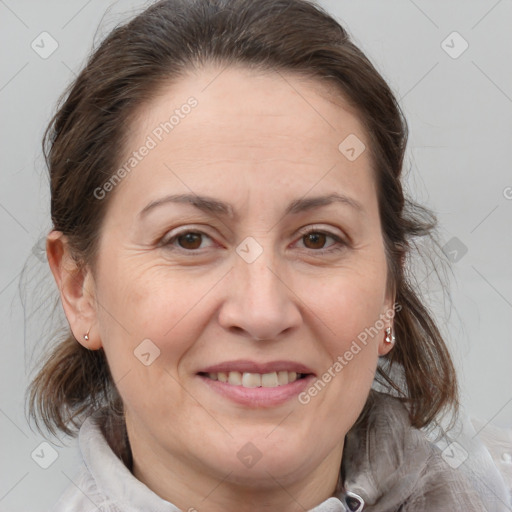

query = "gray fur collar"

[{"left": 341, "top": 390, "right": 486, "bottom": 511}]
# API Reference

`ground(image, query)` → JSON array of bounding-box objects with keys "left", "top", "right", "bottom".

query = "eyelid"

[
  {"left": 295, "top": 224, "right": 344, "bottom": 239},
  {"left": 158, "top": 225, "right": 217, "bottom": 248}
]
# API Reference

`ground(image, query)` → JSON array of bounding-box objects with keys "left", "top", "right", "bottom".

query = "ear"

[
  {"left": 46, "top": 230, "right": 102, "bottom": 350},
  {"left": 378, "top": 281, "right": 398, "bottom": 357}
]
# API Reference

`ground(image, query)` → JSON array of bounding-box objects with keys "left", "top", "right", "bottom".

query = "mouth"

[
  {"left": 196, "top": 360, "right": 315, "bottom": 407},
  {"left": 198, "top": 370, "right": 309, "bottom": 388}
]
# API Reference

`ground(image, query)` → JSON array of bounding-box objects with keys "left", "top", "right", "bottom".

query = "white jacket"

[
  {"left": 50, "top": 413, "right": 354, "bottom": 511},
  {"left": 50, "top": 391, "right": 509, "bottom": 511}
]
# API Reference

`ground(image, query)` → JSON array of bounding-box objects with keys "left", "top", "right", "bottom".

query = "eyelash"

[{"left": 160, "top": 226, "right": 347, "bottom": 255}]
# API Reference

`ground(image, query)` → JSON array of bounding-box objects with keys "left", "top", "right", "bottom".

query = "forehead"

[
  {"left": 130, "top": 64, "right": 367, "bottom": 151},
  {"left": 113, "top": 64, "right": 376, "bottom": 214}
]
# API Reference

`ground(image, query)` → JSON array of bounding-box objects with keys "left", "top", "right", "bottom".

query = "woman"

[{"left": 28, "top": 0, "right": 508, "bottom": 510}]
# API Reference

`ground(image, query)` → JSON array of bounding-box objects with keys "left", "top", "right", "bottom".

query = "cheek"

[
  {"left": 95, "top": 260, "right": 214, "bottom": 374},
  {"left": 297, "top": 273, "right": 386, "bottom": 434},
  {"left": 299, "top": 260, "right": 388, "bottom": 416},
  {"left": 310, "top": 266, "right": 388, "bottom": 354},
  {"left": 95, "top": 265, "right": 202, "bottom": 422}
]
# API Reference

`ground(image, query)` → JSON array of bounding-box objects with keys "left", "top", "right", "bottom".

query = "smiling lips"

[
  {"left": 204, "top": 370, "right": 304, "bottom": 388},
  {"left": 197, "top": 360, "right": 315, "bottom": 400}
]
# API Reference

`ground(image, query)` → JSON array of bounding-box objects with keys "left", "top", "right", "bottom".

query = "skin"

[{"left": 48, "top": 65, "right": 396, "bottom": 512}]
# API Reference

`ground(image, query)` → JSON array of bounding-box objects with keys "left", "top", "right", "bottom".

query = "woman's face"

[{"left": 84, "top": 66, "right": 395, "bottom": 501}]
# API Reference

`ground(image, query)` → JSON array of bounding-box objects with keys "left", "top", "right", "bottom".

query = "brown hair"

[{"left": 28, "top": 0, "right": 458, "bottom": 437}]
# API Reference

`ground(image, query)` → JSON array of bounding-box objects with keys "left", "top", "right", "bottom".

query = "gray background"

[{"left": 1, "top": 0, "right": 511, "bottom": 510}]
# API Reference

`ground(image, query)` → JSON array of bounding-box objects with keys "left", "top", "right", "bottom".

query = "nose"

[{"left": 217, "top": 247, "right": 302, "bottom": 341}]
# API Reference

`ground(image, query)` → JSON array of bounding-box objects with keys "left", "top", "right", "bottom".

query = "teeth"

[
  {"left": 206, "top": 371, "right": 301, "bottom": 388},
  {"left": 277, "top": 371, "right": 288, "bottom": 385},
  {"left": 228, "top": 371, "right": 242, "bottom": 386},
  {"left": 262, "top": 372, "right": 278, "bottom": 387},
  {"left": 242, "top": 372, "right": 261, "bottom": 388}
]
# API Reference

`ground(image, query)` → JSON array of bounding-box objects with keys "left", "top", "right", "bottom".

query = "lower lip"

[{"left": 198, "top": 374, "right": 315, "bottom": 407}]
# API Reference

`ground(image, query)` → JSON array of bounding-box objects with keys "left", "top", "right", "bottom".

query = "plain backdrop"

[{"left": 1, "top": 1, "right": 511, "bottom": 510}]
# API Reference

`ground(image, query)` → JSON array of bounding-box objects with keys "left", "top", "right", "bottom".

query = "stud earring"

[
  {"left": 84, "top": 329, "right": 90, "bottom": 341},
  {"left": 384, "top": 326, "right": 395, "bottom": 345}
]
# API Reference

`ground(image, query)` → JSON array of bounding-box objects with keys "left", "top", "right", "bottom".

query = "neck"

[{"left": 129, "top": 430, "right": 343, "bottom": 512}]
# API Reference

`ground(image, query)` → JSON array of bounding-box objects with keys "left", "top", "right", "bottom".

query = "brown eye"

[
  {"left": 176, "top": 232, "right": 203, "bottom": 250},
  {"left": 303, "top": 232, "right": 328, "bottom": 250},
  {"left": 296, "top": 228, "right": 347, "bottom": 254},
  {"left": 161, "top": 230, "right": 214, "bottom": 252}
]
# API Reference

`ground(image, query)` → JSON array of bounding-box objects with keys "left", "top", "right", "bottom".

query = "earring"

[
  {"left": 84, "top": 329, "right": 90, "bottom": 341},
  {"left": 384, "top": 327, "right": 395, "bottom": 345}
]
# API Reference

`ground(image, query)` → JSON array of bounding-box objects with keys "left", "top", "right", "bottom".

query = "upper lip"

[{"left": 198, "top": 360, "right": 315, "bottom": 375}]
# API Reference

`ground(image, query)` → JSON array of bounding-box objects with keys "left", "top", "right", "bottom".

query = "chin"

[
  {"left": 225, "top": 455, "right": 314, "bottom": 489},
  {"left": 213, "top": 430, "right": 322, "bottom": 486}
]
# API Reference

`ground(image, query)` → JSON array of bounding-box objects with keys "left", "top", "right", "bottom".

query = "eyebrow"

[{"left": 139, "top": 192, "right": 364, "bottom": 220}]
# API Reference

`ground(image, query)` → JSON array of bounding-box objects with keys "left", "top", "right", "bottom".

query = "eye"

[
  {"left": 160, "top": 229, "right": 215, "bottom": 251},
  {"left": 295, "top": 227, "right": 347, "bottom": 254},
  {"left": 160, "top": 226, "right": 348, "bottom": 254}
]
